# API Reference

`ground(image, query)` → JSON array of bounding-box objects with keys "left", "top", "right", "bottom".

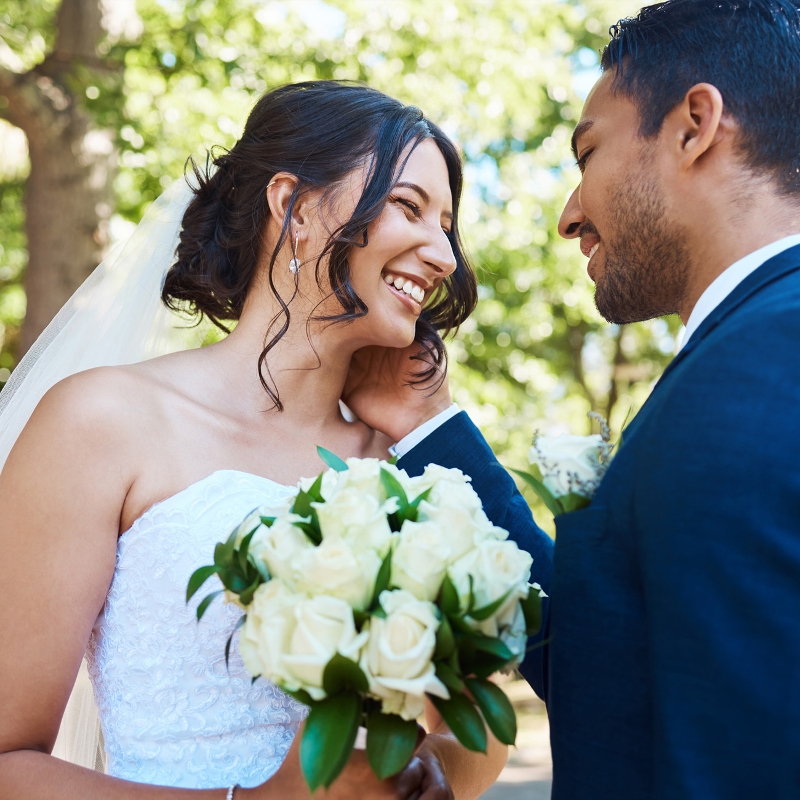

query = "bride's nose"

[{"left": 419, "top": 227, "right": 457, "bottom": 278}]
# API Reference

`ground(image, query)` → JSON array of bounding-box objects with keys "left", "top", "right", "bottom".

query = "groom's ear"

[{"left": 670, "top": 83, "right": 729, "bottom": 172}]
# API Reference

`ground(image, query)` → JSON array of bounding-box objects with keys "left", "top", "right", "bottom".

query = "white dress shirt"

[
  {"left": 679, "top": 233, "right": 800, "bottom": 350},
  {"left": 389, "top": 403, "right": 460, "bottom": 458}
]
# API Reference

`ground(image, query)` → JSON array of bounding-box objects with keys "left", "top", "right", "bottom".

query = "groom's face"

[{"left": 558, "top": 72, "right": 690, "bottom": 324}]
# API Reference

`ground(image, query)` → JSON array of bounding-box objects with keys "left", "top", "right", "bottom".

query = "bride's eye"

[{"left": 392, "top": 196, "right": 422, "bottom": 218}]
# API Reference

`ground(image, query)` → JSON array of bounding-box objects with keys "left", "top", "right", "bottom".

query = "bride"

[{"left": 0, "top": 82, "right": 508, "bottom": 799}]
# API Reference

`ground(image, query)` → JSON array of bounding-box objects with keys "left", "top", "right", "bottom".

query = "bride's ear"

[{"left": 266, "top": 172, "right": 310, "bottom": 241}]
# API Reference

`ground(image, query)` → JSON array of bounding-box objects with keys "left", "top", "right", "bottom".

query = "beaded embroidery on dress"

[{"left": 86, "top": 470, "right": 308, "bottom": 789}]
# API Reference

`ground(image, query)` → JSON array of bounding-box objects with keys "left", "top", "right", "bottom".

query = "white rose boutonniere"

[{"left": 513, "top": 412, "right": 614, "bottom": 516}]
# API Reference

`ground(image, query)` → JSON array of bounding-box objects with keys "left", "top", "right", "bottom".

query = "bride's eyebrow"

[{"left": 394, "top": 181, "right": 453, "bottom": 221}]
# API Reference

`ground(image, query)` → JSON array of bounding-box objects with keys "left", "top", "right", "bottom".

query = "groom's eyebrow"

[{"left": 571, "top": 119, "right": 594, "bottom": 161}]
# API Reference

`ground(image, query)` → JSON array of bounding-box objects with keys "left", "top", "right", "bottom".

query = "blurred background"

[{"left": 1, "top": 0, "right": 672, "bottom": 795}]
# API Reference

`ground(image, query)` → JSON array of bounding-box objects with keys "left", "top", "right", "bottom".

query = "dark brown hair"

[{"left": 162, "top": 80, "right": 477, "bottom": 409}]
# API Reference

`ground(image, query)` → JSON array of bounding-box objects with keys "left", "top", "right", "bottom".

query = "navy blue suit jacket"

[{"left": 398, "top": 244, "right": 800, "bottom": 799}]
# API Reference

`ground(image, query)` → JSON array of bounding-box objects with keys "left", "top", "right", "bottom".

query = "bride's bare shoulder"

[{"left": 29, "top": 356, "right": 187, "bottom": 446}]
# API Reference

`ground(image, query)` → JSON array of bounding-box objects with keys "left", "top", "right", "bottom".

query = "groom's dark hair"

[{"left": 601, "top": 0, "right": 800, "bottom": 196}]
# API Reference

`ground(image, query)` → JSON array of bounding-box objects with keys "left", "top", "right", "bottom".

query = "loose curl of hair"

[{"left": 162, "top": 80, "right": 477, "bottom": 410}]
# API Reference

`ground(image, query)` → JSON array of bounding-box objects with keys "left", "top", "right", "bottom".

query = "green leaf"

[
  {"left": 186, "top": 564, "right": 220, "bottom": 602},
  {"left": 434, "top": 615, "right": 455, "bottom": 660},
  {"left": 300, "top": 693, "right": 361, "bottom": 790},
  {"left": 370, "top": 549, "right": 393, "bottom": 609},
  {"left": 317, "top": 445, "right": 348, "bottom": 472},
  {"left": 439, "top": 574, "right": 460, "bottom": 616},
  {"left": 224, "top": 615, "right": 246, "bottom": 667},
  {"left": 559, "top": 492, "right": 592, "bottom": 514},
  {"left": 237, "top": 573, "right": 264, "bottom": 607},
  {"left": 293, "top": 518, "right": 322, "bottom": 545},
  {"left": 214, "top": 528, "right": 239, "bottom": 568},
  {"left": 465, "top": 678, "right": 517, "bottom": 745},
  {"left": 292, "top": 474, "right": 323, "bottom": 517},
  {"left": 428, "top": 692, "right": 487, "bottom": 753},
  {"left": 435, "top": 660, "right": 465, "bottom": 694},
  {"left": 409, "top": 486, "right": 432, "bottom": 510},
  {"left": 365, "top": 710, "right": 418, "bottom": 780},
  {"left": 469, "top": 588, "right": 512, "bottom": 621},
  {"left": 471, "top": 636, "right": 513, "bottom": 661},
  {"left": 322, "top": 653, "right": 369, "bottom": 695},
  {"left": 238, "top": 529, "right": 257, "bottom": 573},
  {"left": 380, "top": 467, "right": 409, "bottom": 507},
  {"left": 259, "top": 515, "right": 276, "bottom": 527},
  {"left": 196, "top": 590, "right": 223, "bottom": 620},
  {"left": 520, "top": 590, "right": 543, "bottom": 636},
  {"left": 509, "top": 468, "right": 564, "bottom": 518}
]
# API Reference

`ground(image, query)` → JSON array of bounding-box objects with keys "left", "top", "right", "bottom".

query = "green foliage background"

[{"left": 0, "top": 0, "right": 682, "bottom": 527}]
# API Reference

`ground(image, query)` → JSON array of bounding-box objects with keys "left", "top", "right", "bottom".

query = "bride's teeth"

[
  {"left": 383, "top": 273, "right": 394, "bottom": 284},
  {"left": 402, "top": 280, "right": 414, "bottom": 294},
  {"left": 393, "top": 276, "right": 405, "bottom": 289},
  {"left": 412, "top": 286, "right": 424, "bottom": 302},
  {"left": 589, "top": 243, "right": 600, "bottom": 259}
]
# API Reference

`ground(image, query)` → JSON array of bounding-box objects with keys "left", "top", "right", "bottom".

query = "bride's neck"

[{"left": 211, "top": 291, "right": 356, "bottom": 428}]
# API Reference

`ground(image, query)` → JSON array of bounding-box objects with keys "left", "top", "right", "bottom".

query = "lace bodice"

[{"left": 86, "top": 470, "right": 308, "bottom": 789}]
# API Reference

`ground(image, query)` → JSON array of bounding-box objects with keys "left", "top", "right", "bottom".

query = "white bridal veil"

[{"left": 0, "top": 178, "right": 196, "bottom": 771}]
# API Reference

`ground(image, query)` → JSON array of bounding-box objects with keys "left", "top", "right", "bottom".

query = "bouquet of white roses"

[
  {"left": 512, "top": 412, "right": 614, "bottom": 517},
  {"left": 188, "top": 448, "right": 543, "bottom": 791}
]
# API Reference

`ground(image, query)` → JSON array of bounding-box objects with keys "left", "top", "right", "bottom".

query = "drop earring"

[{"left": 289, "top": 233, "right": 300, "bottom": 274}]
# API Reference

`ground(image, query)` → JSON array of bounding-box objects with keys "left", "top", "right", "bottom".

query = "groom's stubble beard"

[{"left": 592, "top": 169, "right": 692, "bottom": 325}]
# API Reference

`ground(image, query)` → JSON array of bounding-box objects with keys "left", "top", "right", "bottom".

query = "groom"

[{"left": 352, "top": 0, "right": 800, "bottom": 797}]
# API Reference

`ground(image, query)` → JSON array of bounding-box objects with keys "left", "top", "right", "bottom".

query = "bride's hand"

[
  {"left": 247, "top": 722, "right": 452, "bottom": 800},
  {"left": 343, "top": 343, "right": 452, "bottom": 443}
]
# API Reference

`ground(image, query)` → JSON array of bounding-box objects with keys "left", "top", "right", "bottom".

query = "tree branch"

[{"left": 0, "top": 62, "right": 36, "bottom": 130}]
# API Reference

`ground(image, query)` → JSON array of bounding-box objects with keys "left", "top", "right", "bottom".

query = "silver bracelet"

[{"left": 226, "top": 785, "right": 239, "bottom": 800}]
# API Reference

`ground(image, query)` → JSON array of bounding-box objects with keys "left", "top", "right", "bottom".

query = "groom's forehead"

[{"left": 572, "top": 72, "right": 642, "bottom": 156}]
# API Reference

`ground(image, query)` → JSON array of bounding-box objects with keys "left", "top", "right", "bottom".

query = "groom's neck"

[{"left": 678, "top": 186, "right": 800, "bottom": 324}]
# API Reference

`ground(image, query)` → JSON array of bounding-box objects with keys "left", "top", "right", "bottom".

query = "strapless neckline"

[{"left": 124, "top": 469, "right": 295, "bottom": 537}]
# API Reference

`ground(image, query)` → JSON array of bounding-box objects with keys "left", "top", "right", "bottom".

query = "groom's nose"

[{"left": 558, "top": 186, "right": 585, "bottom": 239}]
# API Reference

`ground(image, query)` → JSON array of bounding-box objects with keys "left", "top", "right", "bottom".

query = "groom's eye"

[{"left": 576, "top": 149, "right": 593, "bottom": 173}]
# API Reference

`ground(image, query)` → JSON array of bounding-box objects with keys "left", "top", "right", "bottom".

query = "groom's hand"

[{"left": 343, "top": 343, "right": 452, "bottom": 443}]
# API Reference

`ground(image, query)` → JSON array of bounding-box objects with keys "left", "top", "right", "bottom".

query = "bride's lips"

[{"left": 385, "top": 280, "right": 423, "bottom": 315}]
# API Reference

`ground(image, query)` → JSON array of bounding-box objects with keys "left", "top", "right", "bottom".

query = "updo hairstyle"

[{"left": 162, "top": 81, "right": 477, "bottom": 409}]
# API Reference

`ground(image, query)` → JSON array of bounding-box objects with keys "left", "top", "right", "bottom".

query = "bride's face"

[{"left": 309, "top": 139, "right": 458, "bottom": 349}]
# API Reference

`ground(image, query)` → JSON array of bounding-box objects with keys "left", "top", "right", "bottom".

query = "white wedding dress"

[{"left": 84, "top": 469, "right": 307, "bottom": 789}]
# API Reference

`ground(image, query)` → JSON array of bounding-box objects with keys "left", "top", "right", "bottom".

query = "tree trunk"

[{"left": 0, "top": 0, "right": 118, "bottom": 356}]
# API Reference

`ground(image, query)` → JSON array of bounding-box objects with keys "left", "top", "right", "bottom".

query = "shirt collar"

[{"left": 678, "top": 233, "right": 800, "bottom": 351}]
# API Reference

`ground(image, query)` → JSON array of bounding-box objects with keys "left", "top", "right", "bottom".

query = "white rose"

[
  {"left": 239, "top": 579, "right": 302, "bottom": 684},
  {"left": 391, "top": 520, "right": 451, "bottom": 601},
  {"left": 362, "top": 590, "right": 449, "bottom": 720},
  {"left": 249, "top": 514, "right": 314, "bottom": 591},
  {"left": 282, "top": 595, "right": 368, "bottom": 699},
  {"left": 240, "top": 581, "right": 368, "bottom": 700},
  {"left": 410, "top": 464, "right": 472, "bottom": 494},
  {"left": 448, "top": 539, "right": 533, "bottom": 637},
  {"left": 529, "top": 434, "right": 609, "bottom": 498},
  {"left": 414, "top": 467, "right": 499, "bottom": 560},
  {"left": 313, "top": 487, "right": 393, "bottom": 557},
  {"left": 318, "top": 457, "right": 383, "bottom": 500},
  {"left": 294, "top": 537, "right": 382, "bottom": 611}
]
